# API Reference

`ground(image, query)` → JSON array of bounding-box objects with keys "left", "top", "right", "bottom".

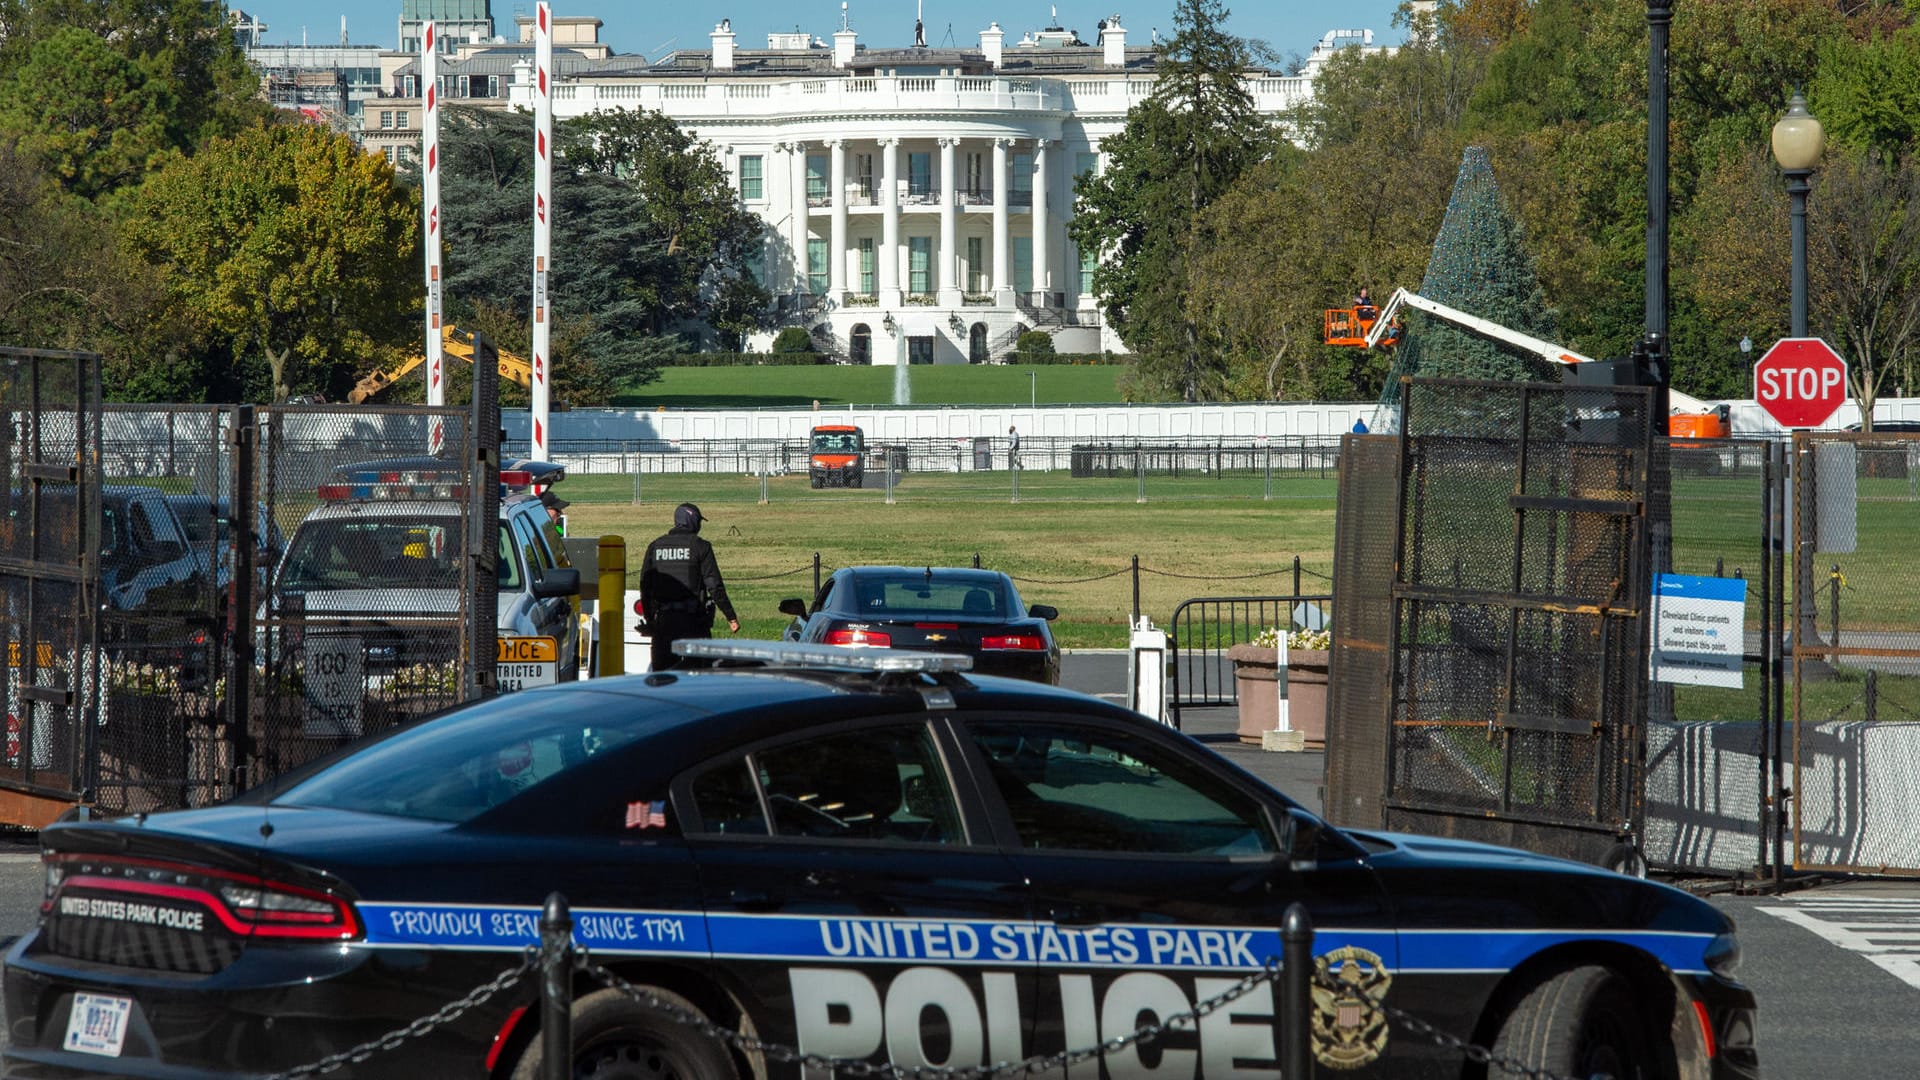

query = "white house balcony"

[{"left": 543, "top": 75, "right": 1064, "bottom": 119}]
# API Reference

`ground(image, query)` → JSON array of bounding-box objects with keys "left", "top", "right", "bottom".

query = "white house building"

[
  {"left": 344, "top": 8, "right": 1411, "bottom": 364},
  {"left": 496, "top": 13, "right": 1405, "bottom": 364}
]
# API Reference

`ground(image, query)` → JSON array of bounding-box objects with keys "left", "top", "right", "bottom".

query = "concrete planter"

[{"left": 1227, "top": 645, "right": 1329, "bottom": 747}]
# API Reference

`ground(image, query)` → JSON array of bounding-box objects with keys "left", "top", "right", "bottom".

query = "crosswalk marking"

[{"left": 1758, "top": 895, "right": 1920, "bottom": 988}]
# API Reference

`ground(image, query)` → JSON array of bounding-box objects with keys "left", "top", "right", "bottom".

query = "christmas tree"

[{"left": 1375, "top": 147, "right": 1560, "bottom": 424}]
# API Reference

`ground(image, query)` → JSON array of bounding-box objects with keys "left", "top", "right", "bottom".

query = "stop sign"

[{"left": 1754, "top": 337, "right": 1849, "bottom": 428}]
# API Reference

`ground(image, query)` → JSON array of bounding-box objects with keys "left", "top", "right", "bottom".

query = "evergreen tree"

[
  {"left": 1388, "top": 147, "right": 1560, "bottom": 390},
  {"left": 1070, "top": 0, "right": 1272, "bottom": 401}
]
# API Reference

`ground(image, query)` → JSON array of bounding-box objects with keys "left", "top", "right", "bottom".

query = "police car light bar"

[
  {"left": 317, "top": 470, "right": 469, "bottom": 501},
  {"left": 675, "top": 639, "right": 975, "bottom": 673}
]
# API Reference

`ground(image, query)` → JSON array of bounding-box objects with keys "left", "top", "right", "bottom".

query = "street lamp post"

[
  {"left": 1771, "top": 91, "right": 1830, "bottom": 690},
  {"left": 1029, "top": 370, "right": 1036, "bottom": 408}
]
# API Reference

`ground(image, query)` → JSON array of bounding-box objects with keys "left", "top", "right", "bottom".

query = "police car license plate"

[
  {"left": 64, "top": 992, "right": 131, "bottom": 1057},
  {"left": 497, "top": 636, "right": 558, "bottom": 691}
]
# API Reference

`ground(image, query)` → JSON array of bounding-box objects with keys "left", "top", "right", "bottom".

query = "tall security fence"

[
  {"left": 1326, "top": 378, "right": 1658, "bottom": 868},
  {"left": 1790, "top": 431, "right": 1920, "bottom": 876},
  {"left": 2, "top": 349, "right": 101, "bottom": 820},
  {"left": 3, "top": 349, "right": 500, "bottom": 819}
]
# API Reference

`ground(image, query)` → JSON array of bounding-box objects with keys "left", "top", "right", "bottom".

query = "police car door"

[
  {"left": 957, "top": 715, "right": 1400, "bottom": 1078},
  {"left": 678, "top": 717, "right": 1038, "bottom": 1078}
]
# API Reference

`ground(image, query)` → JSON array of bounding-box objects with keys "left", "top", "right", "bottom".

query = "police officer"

[{"left": 640, "top": 503, "right": 738, "bottom": 671}]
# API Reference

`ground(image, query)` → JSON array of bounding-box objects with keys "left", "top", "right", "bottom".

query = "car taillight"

[
  {"left": 48, "top": 854, "right": 361, "bottom": 940},
  {"left": 824, "top": 628, "right": 891, "bottom": 647},
  {"left": 982, "top": 634, "right": 1047, "bottom": 651},
  {"left": 914, "top": 623, "right": 959, "bottom": 630}
]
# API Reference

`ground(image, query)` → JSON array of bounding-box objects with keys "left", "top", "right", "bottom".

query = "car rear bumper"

[{"left": 2, "top": 933, "right": 515, "bottom": 1078}]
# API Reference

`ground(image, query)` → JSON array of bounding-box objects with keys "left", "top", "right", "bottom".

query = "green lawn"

[{"left": 611, "top": 364, "right": 1125, "bottom": 408}]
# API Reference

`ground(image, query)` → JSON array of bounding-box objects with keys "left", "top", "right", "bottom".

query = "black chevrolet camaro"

[
  {"left": 779, "top": 566, "right": 1062, "bottom": 684},
  {"left": 4, "top": 643, "right": 1756, "bottom": 1079}
]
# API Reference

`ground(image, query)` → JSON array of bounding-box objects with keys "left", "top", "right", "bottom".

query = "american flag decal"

[{"left": 626, "top": 800, "right": 667, "bottom": 830}]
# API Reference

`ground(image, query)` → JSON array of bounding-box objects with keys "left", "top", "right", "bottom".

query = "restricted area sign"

[
  {"left": 497, "top": 636, "right": 559, "bottom": 691},
  {"left": 1754, "top": 337, "right": 1849, "bottom": 428}
]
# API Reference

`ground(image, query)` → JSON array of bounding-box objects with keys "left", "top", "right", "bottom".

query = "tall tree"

[
  {"left": 124, "top": 121, "right": 419, "bottom": 402},
  {"left": 0, "top": 0, "right": 266, "bottom": 204},
  {"left": 1391, "top": 146, "right": 1562, "bottom": 385},
  {"left": 1071, "top": 0, "right": 1271, "bottom": 401}
]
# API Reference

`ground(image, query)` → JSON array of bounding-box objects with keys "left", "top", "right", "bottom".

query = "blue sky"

[{"left": 238, "top": 2, "right": 1411, "bottom": 64}]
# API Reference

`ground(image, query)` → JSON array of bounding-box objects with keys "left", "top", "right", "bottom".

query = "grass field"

[
  {"left": 611, "top": 364, "right": 1125, "bottom": 408},
  {"left": 567, "top": 476, "right": 1340, "bottom": 650}
]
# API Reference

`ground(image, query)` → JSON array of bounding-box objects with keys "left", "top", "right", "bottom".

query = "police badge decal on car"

[{"left": 1312, "top": 945, "right": 1392, "bottom": 1069}]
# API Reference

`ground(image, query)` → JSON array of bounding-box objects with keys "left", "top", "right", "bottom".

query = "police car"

[
  {"left": 2, "top": 643, "right": 1757, "bottom": 1079},
  {"left": 260, "top": 462, "right": 580, "bottom": 690}
]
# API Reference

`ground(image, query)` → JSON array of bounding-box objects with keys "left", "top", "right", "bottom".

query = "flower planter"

[{"left": 1227, "top": 645, "right": 1329, "bottom": 747}]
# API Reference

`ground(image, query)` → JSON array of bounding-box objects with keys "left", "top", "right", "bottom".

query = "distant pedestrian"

[
  {"left": 1352, "top": 418, "right": 1369, "bottom": 434},
  {"left": 640, "top": 503, "right": 738, "bottom": 671},
  {"left": 1008, "top": 425, "right": 1021, "bottom": 469}
]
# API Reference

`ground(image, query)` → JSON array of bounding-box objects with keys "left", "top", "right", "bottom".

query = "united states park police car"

[{"left": 2, "top": 643, "right": 1757, "bottom": 1079}]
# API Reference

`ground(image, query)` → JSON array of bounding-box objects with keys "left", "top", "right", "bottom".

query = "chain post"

[
  {"left": 1131, "top": 555, "right": 1140, "bottom": 623},
  {"left": 1829, "top": 563, "right": 1842, "bottom": 646},
  {"left": 813, "top": 551, "right": 821, "bottom": 596},
  {"left": 226, "top": 405, "right": 257, "bottom": 791},
  {"left": 1282, "top": 904, "right": 1313, "bottom": 1080},
  {"left": 1293, "top": 555, "right": 1302, "bottom": 599},
  {"left": 540, "top": 893, "right": 574, "bottom": 1080}
]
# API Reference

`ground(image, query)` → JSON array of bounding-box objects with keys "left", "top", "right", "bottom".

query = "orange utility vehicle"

[
  {"left": 808, "top": 424, "right": 866, "bottom": 488},
  {"left": 1325, "top": 288, "right": 1729, "bottom": 438}
]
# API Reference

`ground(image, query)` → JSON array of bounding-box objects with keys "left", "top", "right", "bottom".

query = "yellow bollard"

[{"left": 597, "top": 535, "right": 626, "bottom": 677}]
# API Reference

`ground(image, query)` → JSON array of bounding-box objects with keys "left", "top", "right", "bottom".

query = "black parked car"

[
  {"left": 779, "top": 565, "right": 1062, "bottom": 684},
  {"left": 3, "top": 642, "right": 1756, "bottom": 1080}
]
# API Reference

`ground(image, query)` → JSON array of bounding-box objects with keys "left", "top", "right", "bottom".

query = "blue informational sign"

[{"left": 1650, "top": 574, "right": 1748, "bottom": 688}]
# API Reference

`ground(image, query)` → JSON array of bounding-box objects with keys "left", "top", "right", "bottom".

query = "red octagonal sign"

[{"left": 1754, "top": 337, "right": 1850, "bottom": 428}]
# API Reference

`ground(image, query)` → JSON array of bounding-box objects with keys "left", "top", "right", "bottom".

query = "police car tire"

[
  {"left": 1490, "top": 965, "right": 1650, "bottom": 1080},
  {"left": 510, "top": 986, "right": 739, "bottom": 1080}
]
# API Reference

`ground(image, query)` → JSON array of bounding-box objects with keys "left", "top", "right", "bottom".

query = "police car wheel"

[
  {"left": 511, "top": 987, "right": 738, "bottom": 1080},
  {"left": 1491, "top": 965, "right": 1651, "bottom": 1080}
]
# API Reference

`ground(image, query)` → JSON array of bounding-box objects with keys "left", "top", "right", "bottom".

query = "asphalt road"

[{"left": 0, "top": 654, "right": 1909, "bottom": 1075}]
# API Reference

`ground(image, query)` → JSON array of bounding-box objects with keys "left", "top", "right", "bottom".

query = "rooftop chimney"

[
  {"left": 833, "top": 26, "right": 857, "bottom": 67},
  {"left": 1100, "top": 14, "right": 1126, "bottom": 67},
  {"left": 981, "top": 21, "right": 1003, "bottom": 68},
  {"left": 711, "top": 18, "right": 736, "bottom": 69}
]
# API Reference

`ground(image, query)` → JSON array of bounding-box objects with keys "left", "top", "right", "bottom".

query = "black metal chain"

[
  {"left": 261, "top": 953, "right": 535, "bottom": 1080},
  {"left": 583, "top": 955, "right": 1281, "bottom": 1079},
  {"left": 728, "top": 563, "right": 818, "bottom": 581},
  {"left": 1138, "top": 565, "right": 1313, "bottom": 582},
  {"left": 1002, "top": 567, "right": 1132, "bottom": 585}
]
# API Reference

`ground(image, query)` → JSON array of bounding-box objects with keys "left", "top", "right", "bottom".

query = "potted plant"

[{"left": 1227, "top": 627, "right": 1332, "bottom": 748}]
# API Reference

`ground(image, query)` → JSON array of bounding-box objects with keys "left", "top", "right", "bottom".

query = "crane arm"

[
  {"left": 1363, "top": 288, "right": 1598, "bottom": 365},
  {"left": 348, "top": 325, "right": 536, "bottom": 402}
]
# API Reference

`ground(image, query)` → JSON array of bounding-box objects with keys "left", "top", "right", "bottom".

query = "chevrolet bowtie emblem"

[{"left": 924, "top": 634, "right": 947, "bottom": 642}]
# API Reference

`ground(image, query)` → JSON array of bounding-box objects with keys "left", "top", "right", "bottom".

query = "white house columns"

[
  {"left": 828, "top": 139, "right": 847, "bottom": 295},
  {"left": 938, "top": 137, "right": 959, "bottom": 304},
  {"left": 786, "top": 141, "right": 809, "bottom": 292},
  {"left": 1031, "top": 138, "right": 1052, "bottom": 301},
  {"left": 879, "top": 137, "right": 900, "bottom": 301},
  {"left": 992, "top": 137, "right": 1012, "bottom": 302}
]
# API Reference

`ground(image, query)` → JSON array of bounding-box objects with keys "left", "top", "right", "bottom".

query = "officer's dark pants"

[{"left": 650, "top": 610, "right": 715, "bottom": 671}]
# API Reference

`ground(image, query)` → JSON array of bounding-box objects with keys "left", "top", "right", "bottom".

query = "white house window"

[
  {"left": 806, "top": 155, "right": 828, "bottom": 202},
  {"left": 739, "top": 155, "right": 764, "bottom": 201},
  {"left": 1012, "top": 153, "right": 1033, "bottom": 193},
  {"left": 854, "top": 154, "right": 874, "bottom": 201},
  {"left": 908, "top": 152, "right": 931, "bottom": 198},
  {"left": 966, "top": 237, "right": 985, "bottom": 292},
  {"left": 807, "top": 237, "right": 828, "bottom": 294},
  {"left": 488, "top": 75, "right": 500, "bottom": 97},
  {"left": 908, "top": 237, "right": 932, "bottom": 295},
  {"left": 397, "top": 111, "right": 409, "bottom": 129},
  {"left": 858, "top": 238, "right": 876, "bottom": 294},
  {"left": 1076, "top": 151, "right": 1099, "bottom": 179},
  {"left": 965, "top": 152, "right": 986, "bottom": 196},
  {"left": 1013, "top": 237, "right": 1033, "bottom": 294},
  {"left": 1080, "top": 249, "right": 1096, "bottom": 295},
  {"left": 457, "top": 75, "right": 469, "bottom": 97},
  {"left": 380, "top": 110, "right": 394, "bottom": 130}
]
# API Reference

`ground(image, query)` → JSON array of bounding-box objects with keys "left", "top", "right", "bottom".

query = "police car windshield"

[
  {"left": 811, "top": 432, "right": 863, "bottom": 452},
  {"left": 279, "top": 517, "right": 464, "bottom": 591},
  {"left": 270, "top": 691, "right": 647, "bottom": 823}
]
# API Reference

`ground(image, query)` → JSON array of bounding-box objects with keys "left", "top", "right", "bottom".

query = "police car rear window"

[
  {"left": 690, "top": 724, "right": 965, "bottom": 845},
  {"left": 281, "top": 518, "right": 463, "bottom": 590},
  {"left": 853, "top": 577, "right": 1007, "bottom": 618},
  {"left": 270, "top": 692, "right": 645, "bottom": 823},
  {"left": 968, "top": 721, "right": 1277, "bottom": 856}
]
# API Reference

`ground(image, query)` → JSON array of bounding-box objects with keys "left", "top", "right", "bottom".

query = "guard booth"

[{"left": 1325, "top": 377, "right": 1658, "bottom": 869}]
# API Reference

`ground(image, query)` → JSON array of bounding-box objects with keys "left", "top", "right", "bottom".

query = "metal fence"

[
  {"left": 1791, "top": 431, "right": 1920, "bottom": 875},
  {"left": 1165, "top": 580, "right": 1335, "bottom": 729},
  {"left": 1326, "top": 378, "right": 1657, "bottom": 869}
]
